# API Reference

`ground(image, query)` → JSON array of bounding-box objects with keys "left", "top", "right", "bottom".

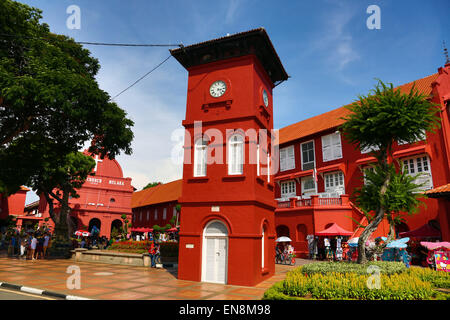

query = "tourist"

[
  {"left": 36, "top": 234, "right": 44, "bottom": 259},
  {"left": 8, "top": 233, "right": 16, "bottom": 256},
  {"left": 43, "top": 233, "right": 50, "bottom": 258},
  {"left": 30, "top": 234, "right": 37, "bottom": 260},
  {"left": 27, "top": 233, "right": 33, "bottom": 259},
  {"left": 80, "top": 237, "right": 86, "bottom": 248},
  {"left": 19, "top": 237, "right": 26, "bottom": 259}
]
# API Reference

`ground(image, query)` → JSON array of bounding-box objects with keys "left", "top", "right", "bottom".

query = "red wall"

[
  {"left": 0, "top": 189, "right": 27, "bottom": 220},
  {"left": 132, "top": 201, "right": 178, "bottom": 228}
]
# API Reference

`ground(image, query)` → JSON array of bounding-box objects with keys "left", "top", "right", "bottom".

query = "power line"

[
  {"left": 0, "top": 33, "right": 182, "bottom": 48},
  {"left": 0, "top": 33, "right": 180, "bottom": 100},
  {"left": 110, "top": 55, "right": 172, "bottom": 101}
]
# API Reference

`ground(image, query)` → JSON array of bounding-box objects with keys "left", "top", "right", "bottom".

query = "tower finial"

[{"left": 444, "top": 40, "right": 450, "bottom": 65}]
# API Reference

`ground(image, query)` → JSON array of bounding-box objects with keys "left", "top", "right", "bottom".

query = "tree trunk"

[
  {"left": 54, "top": 189, "right": 71, "bottom": 241},
  {"left": 357, "top": 162, "right": 391, "bottom": 264}
]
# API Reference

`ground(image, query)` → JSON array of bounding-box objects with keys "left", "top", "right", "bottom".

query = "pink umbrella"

[
  {"left": 420, "top": 242, "right": 450, "bottom": 250},
  {"left": 74, "top": 230, "right": 91, "bottom": 237}
]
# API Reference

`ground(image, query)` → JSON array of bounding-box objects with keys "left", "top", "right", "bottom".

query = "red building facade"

[
  {"left": 36, "top": 151, "right": 134, "bottom": 238},
  {"left": 0, "top": 186, "right": 29, "bottom": 221},
  {"left": 131, "top": 180, "right": 182, "bottom": 231},
  {"left": 274, "top": 64, "right": 450, "bottom": 257},
  {"left": 171, "top": 29, "right": 288, "bottom": 286}
]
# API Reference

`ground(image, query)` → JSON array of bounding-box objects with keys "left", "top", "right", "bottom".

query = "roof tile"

[{"left": 131, "top": 180, "right": 182, "bottom": 208}]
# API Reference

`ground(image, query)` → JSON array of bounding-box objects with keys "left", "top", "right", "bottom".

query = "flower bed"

[
  {"left": 107, "top": 240, "right": 152, "bottom": 254},
  {"left": 263, "top": 262, "right": 449, "bottom": 300},
  {"left": 407, "top": 266, "right": 450, "bottom": 289}
]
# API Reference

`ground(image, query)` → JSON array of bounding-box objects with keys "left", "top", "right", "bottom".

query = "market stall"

[
  {"left": 316, "top": 224, "right": 353, "bottom": 261},
  {"left": 420, "top": 241, "right": 450, "bottom": 272}
]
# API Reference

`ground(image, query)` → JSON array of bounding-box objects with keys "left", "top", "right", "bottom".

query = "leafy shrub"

[
  {"left": 299, "top": 261, "right": 406, "bottom": 276},
  {"left": 160, "top": 242, "right": 179, "bottom": 257},
  {"left": 407, "top": 266, "right": 450, "bottom": 289},
  {"left": 265, "top": 271, "right": 438, "bottom": 300}
]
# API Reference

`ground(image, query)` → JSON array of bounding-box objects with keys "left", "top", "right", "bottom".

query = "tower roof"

[{"left": 170, "top": 28, "right": 289, "bottom": 85}]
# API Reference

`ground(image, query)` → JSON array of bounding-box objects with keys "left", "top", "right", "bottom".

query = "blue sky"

[{"left": 20, "top": 0, "right": 450, "bottom": 203}]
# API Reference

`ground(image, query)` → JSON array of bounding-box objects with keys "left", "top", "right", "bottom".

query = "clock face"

[
  {"left": 209, "top": 80, "right": 227, "bottom": 98},
  {"left": 263, "top": 89, "right": 269, "bottom": 107}
]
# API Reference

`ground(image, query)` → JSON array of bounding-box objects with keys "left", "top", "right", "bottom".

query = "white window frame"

[
  {"left": 322, "top": 132, "right": 342, "bottom": 162},
  {"left": 154, "top": 209, "right": 158, "bottom": 220},
  {"left": 280, "top": 145, "right": 295, "bottom": 172},
  {"left": 324, "top": 171, "right": 345, "bottom": 195},
  {"left": 256, "top": 144, "right": 260, "bottom": 176},
  {"left": 362, "top": 165, "right": 375, "bottom": 185},
  {"left": 300, "top": 140, "right": 315, "bottom": 171},
  {"left": 228, "top": 134, "right": 244, "bottom": 175},
  {"left": 301, "top": 176, "right": 316, "bottom": 197},
  {"left": 163, "top": 207, "right": 167, "bottom": 220},
  {"left": 280, "top": 180, "right": 296, "bottom": 199},
  {"left": 402, "top": 154, "right": 433, "bottom": 192},
  {"left": 194, "top": 138, "right": 208, "bottom": 177}
]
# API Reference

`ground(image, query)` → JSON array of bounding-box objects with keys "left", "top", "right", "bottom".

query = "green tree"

[
  {"left": 0, "top": 0, "right": 133, "bottom": 194},
  {"left": 340, "top": 79, "right": 440, "bottom": 263},
  {"left": 0, "top": 0, "right": 134, "bottom": 251},
  {"left": 143, "top": 182, "right": 162, "bottom": 190}
]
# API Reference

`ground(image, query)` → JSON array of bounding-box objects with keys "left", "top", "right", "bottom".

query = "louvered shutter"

[
  {"left": 332, "top": 133, "right": 342, "bottom": 159},
  {"left": 322, "top": 135, "right": 332, "bottom": 162},
  {"left": 280, "top": 148, "right": 287, "bottom": 171},
  {"left": 287, "top": 146, "right": 295, "bottom": 170}
]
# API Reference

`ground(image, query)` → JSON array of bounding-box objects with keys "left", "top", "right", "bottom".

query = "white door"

[{"left": 202, "top": 221, "right": 228, "bottom": 284}]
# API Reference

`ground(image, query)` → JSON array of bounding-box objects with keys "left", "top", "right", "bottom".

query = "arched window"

[
  {"left": 261, "top": 226, "right": 266, "bottom": 269},
  {"left": 228, "top": 134, "right": 244, "bottom": 175},
  {"left": 194, "top": 138, "right": 208, "bottom": 177}
]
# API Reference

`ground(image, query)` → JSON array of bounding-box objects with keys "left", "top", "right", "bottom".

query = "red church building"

[
  {"left": 33, "top": 151, "right": 134, "bottom": 238},
  {"left": 274, "top": 63, "right": 450, "bottom": 257}
]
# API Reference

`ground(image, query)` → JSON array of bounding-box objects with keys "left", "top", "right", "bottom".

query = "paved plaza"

[{"left": 0, "top": 255, "right": 310, "bottom": 300}]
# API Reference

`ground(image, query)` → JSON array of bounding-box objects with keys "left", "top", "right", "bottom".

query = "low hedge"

[
  {"left": 263, "top": 271, "right": 438, "bottom": 300},
  {"left": 300, "top": 261, "right": 406, "bottom": 276},
  {"left": 160, "top": 242, "right": 179, "bottom": 257}
]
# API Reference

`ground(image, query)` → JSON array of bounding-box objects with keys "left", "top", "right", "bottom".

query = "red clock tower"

[{"left": 171, "top": 28, "right": 288, "bottom": 286}]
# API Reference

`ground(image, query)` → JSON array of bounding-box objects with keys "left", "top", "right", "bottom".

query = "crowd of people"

[
  {"left": 0, "top": 229, "right": 51, "bottom": 260},
  {"left": 71, "top": 235, "right": 112, "bottom": 250}
]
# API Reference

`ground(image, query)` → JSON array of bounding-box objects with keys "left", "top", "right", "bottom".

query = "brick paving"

[{"left": 0, "top": 253, "right": 312, "bottom": 300}]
